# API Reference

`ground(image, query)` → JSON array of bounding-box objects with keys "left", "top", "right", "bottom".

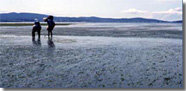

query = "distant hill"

[
  {"left": 0, "top": 12, "right": 181, "bottom": 23},
  {"left": 171, "top": 20, "right": 183, "bottom": 23},
  {"left": 0, "top": 12, "right": 48, "bottom": 22}
]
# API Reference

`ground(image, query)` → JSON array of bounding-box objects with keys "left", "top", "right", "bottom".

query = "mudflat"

[{"left": 0, "top": 23, "right": 183, "bottom": 88}]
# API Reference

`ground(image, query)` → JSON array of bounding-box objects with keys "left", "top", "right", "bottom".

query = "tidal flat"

[{"left": 0, "top": 23, "right": 183, "bottom": 88}]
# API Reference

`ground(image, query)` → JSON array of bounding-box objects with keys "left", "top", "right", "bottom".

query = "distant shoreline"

[
  {"left": 0, "top": 22, "right": 73, "bottom": 26},
  {"left": 0, "top": 22, "right": 182, "bottom": 26}
]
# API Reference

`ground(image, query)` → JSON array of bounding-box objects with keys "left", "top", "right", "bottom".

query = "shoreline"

[{"left": 0, "top": 22, "right": 73, "bottom": 26}]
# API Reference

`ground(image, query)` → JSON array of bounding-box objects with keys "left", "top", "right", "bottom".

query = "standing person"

[{"left": 43, "top": 16, "right": 55, "bottom": 38}]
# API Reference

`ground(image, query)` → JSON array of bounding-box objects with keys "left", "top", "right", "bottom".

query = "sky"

[{"left": 0, "top": 0, "right": 183, "bottom": 21}]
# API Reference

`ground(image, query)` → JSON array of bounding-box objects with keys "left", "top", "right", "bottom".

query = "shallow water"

[{"left": 0, "top": 23, "right": 183, "bottom": 39}]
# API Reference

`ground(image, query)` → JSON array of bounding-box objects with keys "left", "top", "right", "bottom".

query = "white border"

[{"left": 0, "top": 0, "right": 185, "bottom": 91}]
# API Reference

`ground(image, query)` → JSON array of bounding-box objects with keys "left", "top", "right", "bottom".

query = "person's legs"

[
  {"left": 32, "top": 30, "right": 35, "bottom": 39},
  {"left": 51, "top": 31, "right": 53, "bottom": 38},
  {"left": 48, "top": 31, "right": 50, "bottom": 37},
  {"left": 38, "top": 29, "right": 41, "bottom": 39},
  {"left": 48, "top": 27, "right": 54, "bottom": 38}
]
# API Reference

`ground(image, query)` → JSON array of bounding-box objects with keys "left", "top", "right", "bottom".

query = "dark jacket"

[
  {"left": 47, "top": 19, "right": 55, "bottom": 28},
  {"left": 44, "top": 16, "right": 55, "bottom": 31},
  {"left": 33, "top": 22, "right": 41, "bottom": 32}
]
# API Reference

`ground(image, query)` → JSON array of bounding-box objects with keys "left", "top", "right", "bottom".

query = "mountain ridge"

[{"left": 0, "top": 12, "right": 182, "bottom": 23}]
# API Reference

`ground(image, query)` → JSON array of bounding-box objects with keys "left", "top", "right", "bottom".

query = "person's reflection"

[
  {"left": 47, "top": 37, "right": 55, "bottom": 58},
  {"left": 47, "top": 37, "right": 55, "bottom": 48},
  {"left": 32, "top": 38, "right": 41, "bottom": 47}
]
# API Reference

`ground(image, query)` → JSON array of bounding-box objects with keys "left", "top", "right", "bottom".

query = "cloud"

[
  {"left": 121, "top": 7, "right": 182, "bottom": 21},
  {"left": 121, "top": 8, "right": 147, "bottom": 14},
  {"left": 153, "top": 7, "right": 182, "bottom": 14},
  {"left": 153, "top": 0, "right": 179, "bottom": 3},
  {"left": 152, "top": 7, "right": 182, "bottom": 21}
]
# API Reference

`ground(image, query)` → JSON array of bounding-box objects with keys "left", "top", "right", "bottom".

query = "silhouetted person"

[
  {"left": 43, "top": 16, "right": 55, "bottom": 38},
  {"left": 32, "top": 20, "right": 41, "bottom": 39}
]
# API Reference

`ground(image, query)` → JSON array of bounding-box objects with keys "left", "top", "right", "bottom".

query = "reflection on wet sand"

[
  {"left": 32, "top": 38, "right": 41, "bottom": 47},
  {"left": 48, "top": 37, "right": 55, "bottom": 48},
  {"left": 47, "top": 37, "right": 55, "bottom": 58}
]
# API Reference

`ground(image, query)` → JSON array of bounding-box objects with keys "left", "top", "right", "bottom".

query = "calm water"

[{"left": 0, "top": 23, "right": 183, "bottom": 39}]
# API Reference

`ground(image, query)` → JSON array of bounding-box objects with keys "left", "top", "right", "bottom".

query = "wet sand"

[
  {"left": 0, "top": 35, "right": 183, "bottom": 88},
  {"left": 0, "top": 23, "right": 183, "bottom": 88},
  {"left": 0, "top": 23, "right": 183, "bottom": 39}
]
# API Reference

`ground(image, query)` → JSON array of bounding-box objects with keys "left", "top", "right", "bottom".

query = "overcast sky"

[{"left": 0, "top": 0, "right": 183, "bottom": 21}]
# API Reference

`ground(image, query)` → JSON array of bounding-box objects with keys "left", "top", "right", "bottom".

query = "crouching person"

[{"left": 32, "top": 20, "right": 42, "bottom": 40}]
